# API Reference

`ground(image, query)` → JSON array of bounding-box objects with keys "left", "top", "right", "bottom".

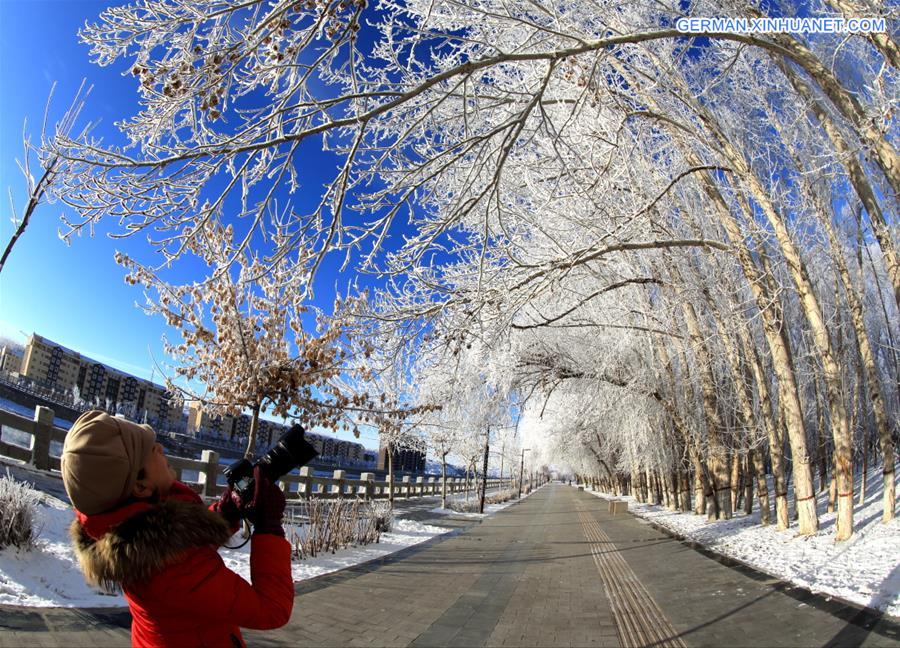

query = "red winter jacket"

[{"left": 70, "top": 482, "right": 294, "bottom": 647}]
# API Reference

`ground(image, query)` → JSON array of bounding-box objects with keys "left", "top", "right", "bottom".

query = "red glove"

[
  {"left": 246, "top": 466, "right": 286, "bottom": 537},
  {"left": 211, "top": 487, "right": 242, "bottom": 534}
]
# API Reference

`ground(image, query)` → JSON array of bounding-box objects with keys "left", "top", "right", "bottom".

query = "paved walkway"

[{"left": 1, "top": 484, "right": 898, "bottom": 647}]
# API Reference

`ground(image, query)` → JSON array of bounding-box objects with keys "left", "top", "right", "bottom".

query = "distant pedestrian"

[{"left": 61, "top": 410, "right": 293, "bottom": 647}]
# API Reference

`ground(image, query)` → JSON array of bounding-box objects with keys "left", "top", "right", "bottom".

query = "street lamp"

[
  {"left": 517, "top": 448, "right": 530, "bottom": 498},
  {"left": 479, "top": 426, "right": 490, "bottom": 514}
]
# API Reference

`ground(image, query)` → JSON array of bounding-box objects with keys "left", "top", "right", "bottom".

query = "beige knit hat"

[{"left": 61, "top": 410, "right": 157, "bottom": 515}]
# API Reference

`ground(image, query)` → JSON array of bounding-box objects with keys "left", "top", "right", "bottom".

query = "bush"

[
  {"left": 486, "top": 489, "right": 518, "bottom": 505},
  {"left": 370, "top": 500, "right": 393, "bottom": 534},
  {"left": 0, "top": 471, "right": 40, "bottom": 551},
  {"left": 447, "top": 489, "right": 518, "bottom": 513},
  {"left": 447, "top": 498, "right": 482, "bottom": 513},
  {"left": 288, "top": 498, "right": 394, "bottom": 559}
]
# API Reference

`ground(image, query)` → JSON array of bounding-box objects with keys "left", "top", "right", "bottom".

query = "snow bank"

[
  {"left": 221, "top": 517, "right": 450, "bottom": 585},
  {"left": 429, "top": 484, "right": 545, "bottom": 518},
  {"left": 0, "top": 490, "right": 99, "bottom": 607},
  {"left": 586, "top": 469, "right": 900, "bottom": 617}
]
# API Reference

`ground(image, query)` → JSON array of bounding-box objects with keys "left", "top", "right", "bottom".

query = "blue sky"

[
  {"left": 0, "top": 1, "right": 148, "bottom": 366},
  {"left": 0, "top": 0, "right": 384, "bottom": 448}
]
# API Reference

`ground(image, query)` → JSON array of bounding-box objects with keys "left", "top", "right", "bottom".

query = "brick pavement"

[
  {"left": 1, "top": 484, "right": 898, "bottom": 647},
  {"left": 248, "top": 485, "right": 899, "bottom": 647}
]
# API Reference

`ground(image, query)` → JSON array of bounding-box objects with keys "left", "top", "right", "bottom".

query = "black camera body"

[{"left": 223, "top": 423, "right": 319, "bottom": 505}]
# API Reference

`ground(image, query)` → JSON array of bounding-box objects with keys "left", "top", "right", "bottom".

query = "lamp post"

[
  {"left": 518, "top": 448, "right": 530, "bottom": 498},
  {"left": 479, "top": 426, "right": 490, "bottom": 514},
  {"left": 498, "top": 440, "right": 505, "bottom": 490}
]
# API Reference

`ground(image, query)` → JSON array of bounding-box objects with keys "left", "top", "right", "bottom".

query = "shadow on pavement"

[
  {"left": 821, "top": 563, "right": 900, "bottom": 647},
  {"left": 294, "top": 523, "right": 474, "bottom": 596},
  {"left": 0, "top": 605, "right": 131, "bottom": 632},
  {"left": 632, "top": 509, "right": 900, "bottom": 645}
]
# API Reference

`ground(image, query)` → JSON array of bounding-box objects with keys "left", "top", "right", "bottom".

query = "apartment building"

[
  {"left": 20, "top": 333, "right": 182, "bottom": 429},
  {"left": 0, "top": 345, "right": 23, "bottom": 374},
  {"left": 377, "top": 443, "right": 426, "bottom": 473},
  {"left": 186, "top": 400, "right": 282, "bottom": 446},
  {"left": 186, "top": 400, "right": 370, "bottom": 464}
]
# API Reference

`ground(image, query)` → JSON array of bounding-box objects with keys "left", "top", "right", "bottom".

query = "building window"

[
  {"left": 106, "top": 377, "right": 120, "bottom": 409},
  {"left": 84, "top": 363, "right": 106, "bottom": 401},
  {"left": 157, "top": 391, "right": 171, "bottom": 425},
  {"left": 122, "top": 377, "right": 138, "bottom": 402},
  {"left": 47, "top": 346, "right": 63, "bottom": 384}
]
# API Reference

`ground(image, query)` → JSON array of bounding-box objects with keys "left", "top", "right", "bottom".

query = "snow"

[
  {"left": 0, "top": 491, "right": 104, "bottom": 607},
  {"left": 0, "top": 397, "right": 73, "bottom": 430},
  {"left": 0, "top": 481, "right": 546, "bottom": 608},
  {"left": 429, "top": 487, "right": 542, "bottom": 518},
  {"left": 584, "top": 468, "right": 900, "bottom": 618},
  {"left": 6, "top": 471, "right": 892, "bottom": 617},
  {"left": 0, "top": 490, "right": 457, "bottom": 608},
  {"left": 220, "top": 517, "right": 450, "bottom": 586}
]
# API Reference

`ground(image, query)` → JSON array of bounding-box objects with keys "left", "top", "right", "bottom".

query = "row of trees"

[
  {"left": 12, "top": 0, "right": 896, "bottom": 538},
  {"left": 351, "top": 0, "right": 899, "bottom": 539}
]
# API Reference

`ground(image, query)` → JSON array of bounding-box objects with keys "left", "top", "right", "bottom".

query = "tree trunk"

[
  {"left": 615, "top": 51, "right": 818, "bottom": 532},
  {"left": 695, "top": 466, "right": 707, "bottom": 516},
  {"left": 825, "top": 0, "right": 900, "bottom": 68},
  {"left": 705, "top": 134, "right": 850, "bottom": 535},
  {"left": 441, "top": 453, "right": 448, "bottom": 509},
  {"left": 670, "top": 469, "right": 680, "bottom": 511},
  {"left": 752, "top": 448, "right": 770, "bottom": 524},
  {"left": 388, "top": 446, "right": 395, "bottom": 509},
  {"left": 465, "top": 461, "right": 471, "bottom": 502},
  {"left": 775, "top": 103, "right": 896, "bottom": 523},
  {"left": 731, "top": 452, "right": 741, "bottom": 514},
  {"left": 818, "top": 432, "right": 829, "bottom": 494},
  {"left": 743, "top": 452, "right": 754, "bottom": 515},
  {"left": 762, "top": 30, "right": 900, "bottom": 195},
  {"left": 778, "top": 59, "right": 899, "bottom": 310},
  {"left": 859, "top": 433, "right": 868, "bottom": 507},
  {"left": 738, "top": 324, "right": 790, "bottom": 530},
  {"left": 244, "top": 402, "right": 261, "bottom": 459},
  {"left": 659, "top": 471, "right": 670, "bottom": 508},
  {"left": 828, "top": 467, "right": 838, "bottom": 514},
  {"left": 680, "top": 299, "right": 732, "bottom": 519},
  {"left": 680, "top": 470, "right": 692, "bottom": 512},
  {"left": 672, "top": 469, "right": 680, "bottom": 511}
]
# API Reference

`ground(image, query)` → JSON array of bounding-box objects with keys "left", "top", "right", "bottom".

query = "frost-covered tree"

[
  {"left": 117, "top": 223, "right": 371, "bottom": 457},
  {"left": 43, "top": 0, "right": 899, "bottom": 539}
]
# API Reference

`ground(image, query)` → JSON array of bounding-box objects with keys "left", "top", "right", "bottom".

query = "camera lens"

[{"left": 256, "top": 424, "right": 318, "bottom": 482}]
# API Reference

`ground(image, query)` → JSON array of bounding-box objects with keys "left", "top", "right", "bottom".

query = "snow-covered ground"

[
  {"left": 584, "top": 468, "right": 900, "bottom": 618},
  {"left": 221, "top": 517, "right": 451, "bottom": 589},
  {"left": 429, "top": 488, "right": 541, "bottom": 518},
  {"left": 0, "top": 489, "right": 451, "bottom": 608}
]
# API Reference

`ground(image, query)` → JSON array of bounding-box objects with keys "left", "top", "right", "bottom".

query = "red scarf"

[{"left": 76, "top": 482, "right": 203, "bottom": 541}]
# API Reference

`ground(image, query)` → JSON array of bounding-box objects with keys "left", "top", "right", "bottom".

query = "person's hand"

[
  {"left": 247, "top": 466, "right": 286, "bottom": 537},
  {"left": 212, "top": 486, "right": 242, "bottom": 534}
]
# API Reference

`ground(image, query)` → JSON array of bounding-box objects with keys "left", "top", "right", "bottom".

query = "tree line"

[{"left": 6, "top": 0, "right": 895, "bottom": 539}]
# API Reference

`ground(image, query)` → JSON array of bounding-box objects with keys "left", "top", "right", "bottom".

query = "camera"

[{"left": 223, "top": 423, "right": 319, "bottom": 505}]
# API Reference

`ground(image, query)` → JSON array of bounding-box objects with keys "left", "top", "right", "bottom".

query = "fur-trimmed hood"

[{"left": 70, "top": 500, "right": 233, "bottom": 592}]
